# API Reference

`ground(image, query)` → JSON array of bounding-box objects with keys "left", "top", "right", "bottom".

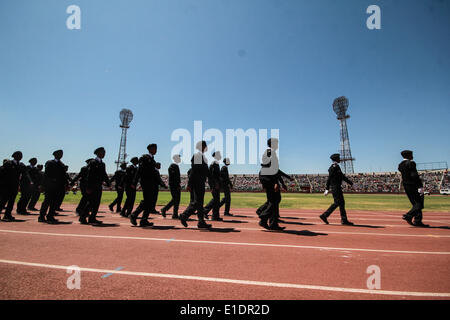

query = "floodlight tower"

[
  {"left": 115, "top": 108, "right": 133, "bottom": 170},
  {"left": 332, "top": 96, "right": 355, "bottom": 174}
]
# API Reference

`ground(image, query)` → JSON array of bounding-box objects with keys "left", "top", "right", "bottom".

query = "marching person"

[
  {"left": 161, "top": 154, "right": 182, "bottom": 219},
  {"left": 155, "top": 162, "right": 168, "bottom": 214},
  {"left": 319, "top": 153, "right": 354, "bottom": 226},
  {"left": 17, "top": 157, "right": 38, "bottom": 215},
  {"left": 129, "top": 143, "right": 159, "bottom": 227},
  {"left": 179, "top": 141, "right": 212, "bottom": 229},
  {"left": 0, "top": 151, "right": 30, "bottom": 221},
  {"left": 120, "top": 157, "right": 139, "bottom": 217},
  {"left": 71, "top": 159, "right": 92, "bottom": 216},
  {"left": 219, "top": 158, "right": 233, "bottom": 216},
  {"left": 258, "top": 138, "right": 286, "bottom": 231},
  {"left": 39, "top": 150, "right": 67, "bottom": 224},
  {"left": 28, "top": 164, "right": 44, "bottom": 211},
  {"left": 79, "top": 147, "right": 110, "bottom": 225},
  {"left": 398, "top": 150, "right": 428, "bottom": 227},
  {"left": 204, "top": 151, "right": 222, "bottom": 221},
  {"left": 55, "top": 165, "right": 72, "bottom": 213},
  {"left": 109, "top": 163, "right": 127, "bottom": 213}
]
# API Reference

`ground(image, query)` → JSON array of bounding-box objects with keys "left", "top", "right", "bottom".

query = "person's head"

[
  {"left": 212, "top": 151, "right": 222, "bottom": 161},
  {"left": 147, "top": 143, "right": 157, "bottom": 155},
  {"left": 29, "top": 158, "right": 37, "bottom": 166},
  {"left": 120, "top": 163, "right": 127, "bottom": 170},
  {"left": 53, "top": 150, "right": 63, "bottom": 160},
  {"left": 155, "top": 162, "right": 161, "bottom": 170},
  {"left": 267, "top": 138, "right": 279, "bottom": 151},
  {"left": 12, "top": 151, "right": 23, "bottom": 162},
  {"left": 94, "top": 147, "right": 106, "bottom": 159},
  {"left": 330, "top": 153, "right": 341, "bottom": 163},
  {"left": 130, "top": 157, "right": 139, "bottom": 166},
  {"left": 196, "top": 140, "right": 208, "bottom": 153},
  {"left": 401, "top": 150, "right": 413, "bottom": 160},
  {"left": 223, "top": 158, "right": 230, "bottom": 166},
  {"left": 37, "top": 164, "right": 43, "bottom": 171},
  {"left": 172, "top": 154, "right": 181, "bottom": 164}
]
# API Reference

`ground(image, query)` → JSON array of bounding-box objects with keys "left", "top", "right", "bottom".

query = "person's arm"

[{"left": 409, "top": 161, "right": 423, "bottom": 188}]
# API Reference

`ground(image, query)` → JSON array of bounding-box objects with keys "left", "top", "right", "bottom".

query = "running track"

[{"left": 0, "top": 205, "right": 449, "bottom": 300}]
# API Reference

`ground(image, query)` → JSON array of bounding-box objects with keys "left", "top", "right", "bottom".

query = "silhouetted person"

[
  {"left": 28, "top": 164, "right": 44, "bottom": 211},
  {"left": 109, "top": 163, "right": 127, "bottom": 213},
  {"left": 17, "top": 158, "right": 38, "bottom": 215},
  {"left": 319, "top": 153, "right": 354, "bottom": 226},
  {"left": 120, "top": 157, "right": 139, "bottom": 217},
  {"left": 155, "top": 162, "right": 168, "bottom": 212},
  {"left": 0, "top": 151, "right": 29, "bottom": 221},
  {"left": 39, "top": 150, "right": 67, "bottom": 224},
  {"left": 129, "top": 144, "right": 159, "bottom": 227},
  {"left": 399, "top": 150, "right": 428, "bottom": 227},
  {"left": 161, "top": 154, "right": 181, "bottom": 219},
  {"left": 55, "top": 165, "right": 72, "bottom": 213},
  {"left": 258, "top": 138, "right": 287, "bottom": 230},
  {"left": 219, "top": 158, "right": 233, "bottom": 216},
  {"left": 179, "top": 141, "right": 212, "bottom": 229},
  {"left": 79, "top": 147, "right": 110, "bottom": 225},
  {"left": 204, "top": 151, "right": 222, "bottom": 221},
  {"left": 71, "top": 159, "right": 92, "bottom": 216}
]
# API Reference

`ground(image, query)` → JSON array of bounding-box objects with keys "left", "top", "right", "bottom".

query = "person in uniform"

[
  {"left": 257, "top": 139, "right": 287, "bottom": 230},
  {"left": 129, "top": 144, "right": 159, "bottom": 227},
  {"left": 179, "top": 141, "right": 212, "bottom": 229},
  {"left": 219, "top": 158, "right": 233, "bottom": 216},
  {"left": 161, "top": 154, "right": 182, "bottom": 219},
  {"left": 319, "top": 153, "right": 354, "bottom": 226},
  {"left": 0, "top": 151, "right": 29, "bottom": 221},
  {"left": 398, "top": 150, "right": 428, "bottom": 227},
  {"left": 17, "top": 157, "right": 38, "bottom": 215},
  {"left": 204, "top": 151, "right": 222, "bottom": 221},
  {"left": 78, "top": 147, "right": 110, "bottom": 225},
  {"left": 120, "top": 157, "right": 139, "bottom": 217},
  {"left": 155, "top": 162, "right": 168, "bottom": 214},
  {"left": 71, "top": 159, "right": 92, "bottom": 216},
  {"left": 55, "top": 165, "right": 72, "bottom": 213},
  {"left": 109, "top": 163, "right": 127, "bottom": 213},
  {"left": 39, "top": 150, "right": 67, "bottom": 224},
  {"left": 28, "top": 164, "right": 44, "bottom": 211}
]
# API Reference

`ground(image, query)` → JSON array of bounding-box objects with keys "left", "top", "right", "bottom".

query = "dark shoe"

[
  {"left": 259, "top": 219, "right": 270, "bottom": 230},
  {"left": 212, "top": 216, "right": 223, "bottom": 221},
  {"left": 17, "top": 210, "right": 30, "bottom": 215},
  {"left": 268, "top": 224, "right": 285, "bottom": 231},
  {"left": 413, "top": 221, "right": 429, "bottom": 228},
  {"left": 88, "top": 218, "right": 103, "bottom": 225},
  {"left": 179, "top": 214, "right": 188, "bottom": 227},
  {"left": 116, "top": 207, "right": 122, "bottom": 213},
  {"left": 160, "top": 209, "right": 167, "bottom": 218},
  {"left": 224, "top": 212, "right": 232, "bottom": 216},
  {"left": 38, "top": 216, "right": 46, "bottom": 223},
  {"left": 2, "top": 215, "right": 15, "bottom": 222},
  {"left": 402, "top": 215, "right": 414, "bottom": 226},
  {"left": 319, "top": 214, "right": 329, "bottom": 225},
  {"left": 130, "top": 214, "right": 137, "bottom": 226},
  {"left": 55, "top": 208, "right": 64, "bottom": 212},
  {"left": 172, "top": 214, "right": 179, "bottom": 220},
  {"left": 342, "top": 220, "right": 354, "bottom": 226},
  {"left": 198, "top": 221, "right": 212, "bottom": 229},
  {"left": 149, "top": 210, "right": 160, "bottom": 214},
  {"left": 120, "top": 211, "right": 127, "bottom": 217},
  {"left": 79, "top": 215, "right": 88, "bottom": 225},
  {"left": 139, "top": 219, "right": 154, "bottom": 227},
  {"left": 28, "top": 207, "right": 39, "bottom": 211},
  {"left": 46, "top": 216, "right": 59, "bottom": 224},
  {"left": 108, "top": 204, "right": 114, "bottom": 212}
]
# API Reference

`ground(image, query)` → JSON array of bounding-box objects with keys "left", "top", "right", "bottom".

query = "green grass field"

[{"left": 30, "top": 191, "right": 450, "bottom": 213}]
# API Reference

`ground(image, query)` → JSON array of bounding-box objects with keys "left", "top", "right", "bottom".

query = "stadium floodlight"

[
  {"left": 332, "top": 96, "right": 355, "bottom": 174},
  {"left": 116, "top": 108, "right": 133, "bottom": 170}
]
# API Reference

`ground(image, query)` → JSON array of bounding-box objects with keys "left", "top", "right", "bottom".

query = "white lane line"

[
  {"left": 1, "top": 229, "right": 449, "bottom": 255},
  {"left": 0, "top": 258, "right": 449, "bottom": 297}
]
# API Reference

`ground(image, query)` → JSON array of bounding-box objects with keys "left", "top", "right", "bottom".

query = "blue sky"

[{"left": 1, "top": 0, "right": 449, "bottom": 174}]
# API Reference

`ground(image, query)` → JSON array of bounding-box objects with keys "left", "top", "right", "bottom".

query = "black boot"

[{"left": 319, "top": 214, "right": 329, "bottom": 225}]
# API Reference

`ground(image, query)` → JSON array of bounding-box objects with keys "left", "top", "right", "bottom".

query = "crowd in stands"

[{"left": 70, "top": 170, "right": 449, "bottom": 194}]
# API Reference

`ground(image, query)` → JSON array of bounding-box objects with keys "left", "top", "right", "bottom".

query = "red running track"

[{"left": 0, "top": 205, "right": 449, "bottom": 300}]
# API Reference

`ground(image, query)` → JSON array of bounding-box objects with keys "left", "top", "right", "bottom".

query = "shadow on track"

[
  {"left": 220, "top": 220, "right": 248, "bottom": 224},
  {"left": 90, "top": 223, "right": 120, "bottom": 228},
  {"left": 230, "top": 214, "right": 252, "bottom": 218},
  {"left": 263, "top": 229, "right": 328, "bottom": 237},
  {"left": 279, "top": 216, "right": 306, "bottom": 220},
  {"left": 0, "top": 219, "right": 27, "bottom": 223},
  {"left": 199, "top": 227, "right": 240, "bottom": 233},
  {"left": 280, "top": 220, "right": 315, "bottom": 226},
  {"left": 46, "top": 221, "right": 73, "bottom": 225}
]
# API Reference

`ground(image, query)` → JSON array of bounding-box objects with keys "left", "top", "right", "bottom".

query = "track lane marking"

[
  {"left": 1, "top": 229, "right": 449, "bottom": 255},
  {"left": 0, "top": 258, "right": 449, "bottom": 297}
]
